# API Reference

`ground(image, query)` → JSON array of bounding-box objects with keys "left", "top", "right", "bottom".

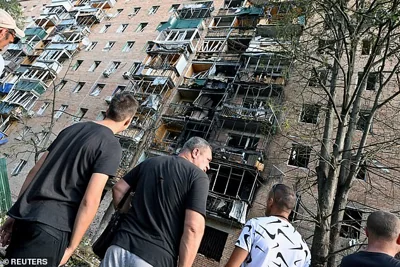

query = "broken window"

[
  {"left": 300, "top": 104, "right": 320, "bottom": 124},
  {"left": 122, "top": 41, "right": 135, "bottom": 52},
  {"left": 361, "top": 39, "right": 371, "bottom": 55},
  {"left": 209, "top": 164, "right": 256, "bottom": 201},
  {"left": 88, "top": 61, "right": 101, "bottom": 72},
  {"left": 90, "top": 83, "right": 105, "bottom": 96},
  {"left": 148, "top": 6, "right": 159, "bottom": 15},
  {"left": 351, "top": 157, "right": 367, "bottom": 181},
  {"left": 163, "top": 131, "right": 180, "bottom": 142},
  {"left": 340, "top": 208, "right": 362, "bottom": 239},
  {"left": 73, "top": 82, "right": 85, "bottom": 93},
  {"left": 227, "top": 134, "right": 259, "bottom": 150},
  {"left": 99, "top": 24, "right": 111, "bottom": 33},
  {"left": 136, "top": 22, "right": 148, "bottom": 32},
  {"left": 72, "top": 60, "right": 83, "bottom": 71},
  {"left": 288, "top": 144, "right": 311, "bottom": 168},
  {"left": 37, "top": 102, "right": 50, "bottom": 115},
  {"left": 356, "top": 110, "right": 372, "bottom": 133},
  {"left": 198, "top": 226, "right": 228, "bottom": 262},
  {"left": 54, "top": 104, "right": 68, "bottom": 120},
  {"left": 12, "top": 159, "right": 27, "bottom": 176},
  {"left": 116, "top": 24, "right": 128, "bottom": 33}
]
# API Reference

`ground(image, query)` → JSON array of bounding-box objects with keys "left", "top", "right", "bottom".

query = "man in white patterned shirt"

[{"left": 226, "top": 184, "right": 311, "bottom": 267}]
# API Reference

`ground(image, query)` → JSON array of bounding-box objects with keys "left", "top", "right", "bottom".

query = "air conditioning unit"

[
  {"left": 123, "top": 71, "right": 131, "bottom": 79},
  {"left": 105, "top": 96, "right": 113, "bottom": 104},
  {"left": 103, "top": 70, "right": 111, "bottom": 77}
]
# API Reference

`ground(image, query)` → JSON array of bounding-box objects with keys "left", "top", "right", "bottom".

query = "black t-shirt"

[
  {"left": 8, "top": 121, "right": 122, "bottom": 232},
  {"left": 112, "top": 156, "right": 209, "bottom": 267},
  {"left": 341, "top": 251, "right": 400, "bottom": 267}
]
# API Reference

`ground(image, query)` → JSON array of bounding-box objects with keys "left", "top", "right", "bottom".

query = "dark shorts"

[{"left": 6, "top": 220, "right": 70, "bottom": 267}]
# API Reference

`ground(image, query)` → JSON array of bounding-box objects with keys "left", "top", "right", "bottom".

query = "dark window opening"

[
  {"left": 198, "top": 226, "right": 228, "bottom": 261},
  {"left": 300, "top": 104, "right": 320, "bottom": 124},
  {"left": 288, "top": 144, "right": 311, "bottom": 168},
  {"left": 227, "top": 134, "right": 259, "bottom": 150},
  {"left": 209, "top": 164, "right": 255, "bottom": 201},
  {"left": 361, "top": 39, "right": 371, "bottom": 55},
  {"left": 356, "top": 111, "right": 372, "bottom": 133},
  {"left": 358, "top": 72, "right": 378, "bottom": 91},
  {"left": 340, "top": 208, "right": 362, "bottom": 239},
  {"left": 289, "top": 195, "right": 301, "bottom": 222}
]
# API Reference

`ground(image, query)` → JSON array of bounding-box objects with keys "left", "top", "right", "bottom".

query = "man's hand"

[
  {"left": 0, "top": 217, "right": 15, "bottom": 246},
  {"left": 58, "top": 247, "right": 74, "bottom": 266}
]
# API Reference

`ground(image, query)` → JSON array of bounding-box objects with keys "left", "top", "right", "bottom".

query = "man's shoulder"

[{"left": 341, "top": 251, "right": 400, "bottom": 267}]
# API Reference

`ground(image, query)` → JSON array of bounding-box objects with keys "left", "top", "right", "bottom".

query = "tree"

[
  {"left": 0, "top": 0, "right": 24, "bottom": 28},
  {"left": 269, "top": 0, "right": 400, "bottom": 266}
]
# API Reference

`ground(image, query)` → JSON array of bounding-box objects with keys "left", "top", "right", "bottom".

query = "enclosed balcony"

[
  {"left": 206, "top": 162, "right": 260, "bottom": 224},
  {"left": 125, "top": 76, "right": 174, "bottom": 97},
  {"left": 12, "top": 80, "right": 46, "bottom": 96},
  {"left": 182, "top": 62, "right": 239, "bottom": 88},
  {"left": 90, "top": 0, "right": 116, "bottom": 9},
  {"left": 142, "top": 52, "right": 189, "bottom": 76},
  {"left": 175, "top": 1, "right": 214, "bottom": 19},
  {"left": 2, "top": 90, "right": 38, "bottom": 111},
  {"left": 0, "top": 83, "right": 14, "bottom": 95},
  {"left": 237, "top": 53, "right": 291, "bottom": 85},
  {"left": 157, "top": 17, "right": 205, "bottom": 32},
  {"left": 155, "top": 29, "right": 201, "bottom": 53},
  {"left": 195, "top": 38, "right": 251, "bottom": 62},
  {"left": 24, "top": 27, "right": 48, "bottom": 40}
]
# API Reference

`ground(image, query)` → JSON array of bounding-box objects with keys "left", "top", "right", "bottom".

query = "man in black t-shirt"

[
  {"left": 100, "top": 137, "right": 212, "bottom": 267},
  {"left": 0, "top": 92, "right": 138, "bottom": 266},
  {"left": 340, "top": 211, "right": 400, "bottom": 267}
]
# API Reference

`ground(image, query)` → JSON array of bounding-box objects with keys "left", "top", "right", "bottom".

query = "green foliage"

[{"left": 0, "top": 0, "right": 24, "bottom": 28}]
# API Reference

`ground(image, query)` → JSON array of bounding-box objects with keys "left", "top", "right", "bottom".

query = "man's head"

[
  {"left": 265, "top": 183, "right": 296, "bottom": 217},
  {"left": 179, "top": 137, "right": 212, "bottom": 172},
  {"left": 106, "top": 92, "right": 138, "bottom": 132},
  {"left": 0, "top": 9, "right": 25, "bottom": 50},
  {"left": 366, "top": 211, "right": 400, "bottom": 253}
]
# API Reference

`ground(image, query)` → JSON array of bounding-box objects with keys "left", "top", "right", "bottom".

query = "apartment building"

[{"left": 1, "top": 0, "right": 400, "bottom": 266}]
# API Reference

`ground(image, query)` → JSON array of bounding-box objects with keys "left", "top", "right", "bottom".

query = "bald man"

[
  {"left": 225, "top": 184, "right": 311, "bottom": 267},
  {"left": 340, "top": 211, "right": 400, "bottom": 267}
]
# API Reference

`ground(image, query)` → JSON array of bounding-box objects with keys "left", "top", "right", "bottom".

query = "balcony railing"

[
  {"left": 24, "top": 27, "right": 48, "bottom": 39},
  {"left": 206, "top": 193, "right": 248, "bottom": 224},
  {"left": 0, "top": 83, "right": 14, "bottom": 94},
  {"left": 219, "top": 103, "right": 276, "bottom": 124},
  {"left": 14, "top": 80, "right": 46, "bottom": 96}
]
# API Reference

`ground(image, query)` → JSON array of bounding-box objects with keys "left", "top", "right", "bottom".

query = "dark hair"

[
  {"left": 270, "top": 184, "right": 296, "bottom": 212},
  {"left": 106, "top": 92, "right": 138, "bottom": 122},
  {"left": 181, "top": 137, "right": 212, "bottom": 152},
  {"left": 367, "top": 211, "right": 400, "bottom": 241}
]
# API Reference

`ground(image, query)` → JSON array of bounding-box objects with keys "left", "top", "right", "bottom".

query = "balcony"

[
  {"left": 7, "top": 42, "right": 35, "bottom": 56},
  {"left": 206, "top": 162, "right": 260, "bottom": 224},
  {"left": 155, "top": 29, "right": 201, "bottom": 53},
  {"left": 157, "top": 17, "right": 204, "bottom": 32},
  {"left": 35, "top": 14, "right": 60, "bottom": 28},
  {"left": 142, "top": 53, "right": 189, "bottom": 76},
  {"left": 74, "top": 6, "right": 105, "bottom": 25},
  {"left": 0, "top": 83, "right": 14, "bottom": 94},
  {"left": 125, "top": 76, "right": 174, "bottom": 97},
  {"left": 176, "top": 1, "right": 214, "bottom": 19},
  {"left": 24, "top": 27, "right": 48, "bottom": 39},
  {"left": 47, "top": 0, "right": 74, "bottom": 11},
  {"left": 90, "top": 0, "right": 116, "bottom": 9},
  {"left": 14, "top": 80, "right": 46, "bottom": 96}
]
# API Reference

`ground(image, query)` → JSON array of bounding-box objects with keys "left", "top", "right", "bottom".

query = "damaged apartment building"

[
  {"left": 0, "top": 0, "right": 306, "bottom": 265},
  {"left": 1, "top": 0, "right": 378, "bottom": 266},
  {"left": 0, "top": 0, "right": 310, "bottom": 265}
]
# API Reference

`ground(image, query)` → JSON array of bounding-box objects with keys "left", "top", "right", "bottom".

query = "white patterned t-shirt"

[{"left": 236, "top": 216, "right": 311, "bottom": 267}]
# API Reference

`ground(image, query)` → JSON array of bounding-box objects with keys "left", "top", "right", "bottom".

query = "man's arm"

[
  {"left": 58, "top": 173, "right": 108, "bottom": 266},
  {"left": 112, "top": 178, "right": 131, "bottom": 211},
  {"left": 225, "top": 247, "right": 249, "bottom": 267},
  {"left": 18, "top": 151, "right": 48, "bottom": 198},
  {"left": 178, "top": 209, "right": 205, "bottom": 267}
]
